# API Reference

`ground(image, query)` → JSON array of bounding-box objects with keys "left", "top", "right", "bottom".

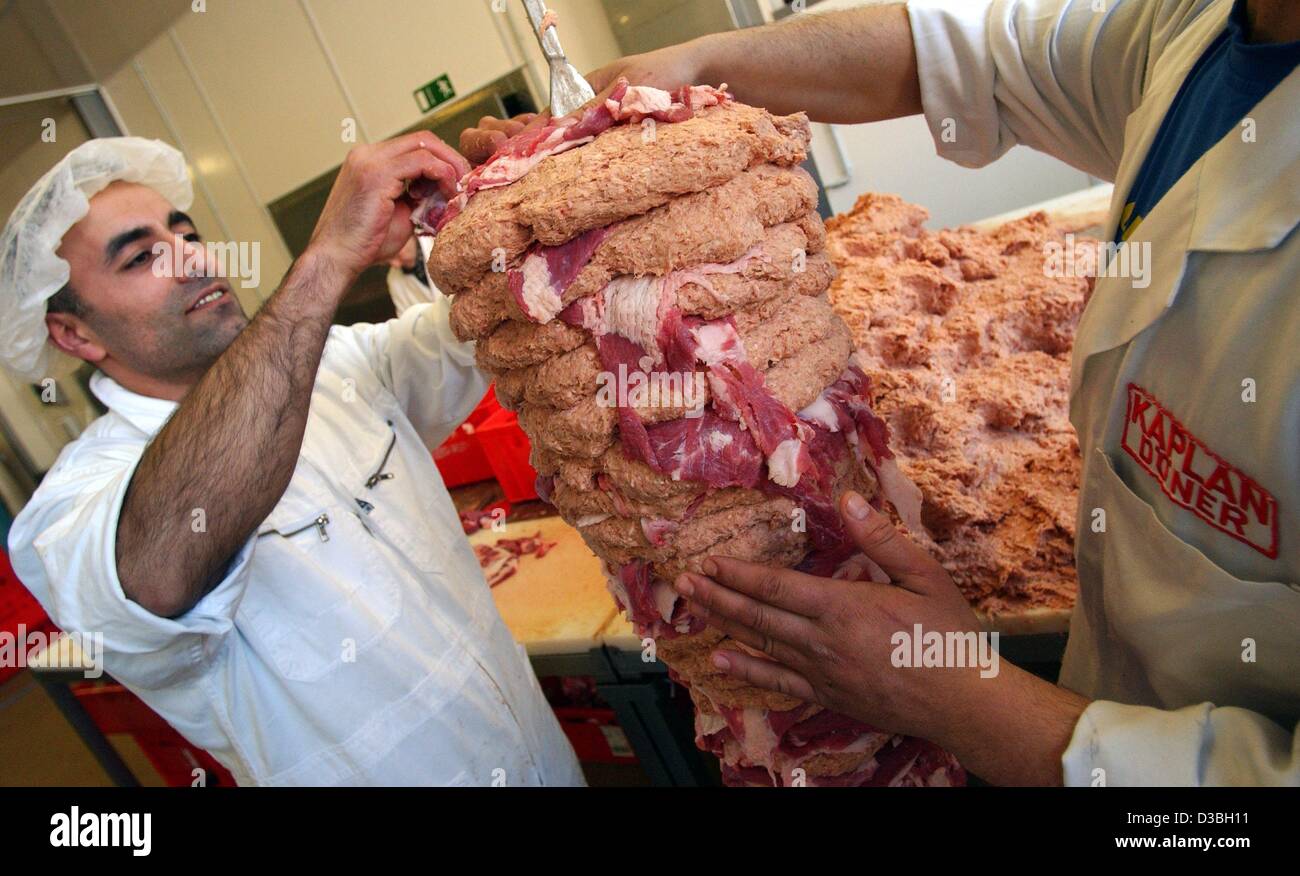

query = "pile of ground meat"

[{"left": 827, "top": 193, "right": 1088, "bottom": 617}]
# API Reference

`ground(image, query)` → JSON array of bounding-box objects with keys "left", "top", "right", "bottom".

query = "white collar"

[{"left": 89, "top": 370, "right": 178, "bottom": 436}]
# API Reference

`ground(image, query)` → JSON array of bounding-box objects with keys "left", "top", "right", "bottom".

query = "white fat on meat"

[
  {"left": 737, "top": 708, "right": 780, "bottom": 778},
  {"left": 640, "top": 516, "right": 677, "bottom": 546},
  {"left": 704, "top": 370, "right": 740, "bottom": 418},
  {"left": 602, "top": 565, "right": 631, "bottom": 614},
  {"left": 573, "top": 512, "right": 611, "bottom": 528},
  {"left": 720, "top": 738, "right": 746, "bottom": 768},
  {"left": 600, "top": 275, "right": 668, "bottom": 359},
  {"left": 707, "top": 430, "right": 734, "bottom": 451},
  {"left": 695, "top": 710, "right": 728, "bottom": 740},
  {"left": 606, "top": 83, "right": 731, "bottom": 121},
  {"left": 690, "top": 321, "right": 742, "bottom": 366},
  {"left": 610, "top": 85, "right": 674, "bottom": 117},
  {"left": 686, "top": 84, "right": 729, "bottom": 110},
  {"left": 585, "top": 245, "right": 767, "bottom": 357},
  {"left": 475, "top": 131, "right": 593, "bottom": 191},
  {"left": 517, "top": 253, "right": 563, "bottom": 322},
  {"left": 766, "top": 437, "right": 805, "bottom": 487},
  {"left": 798, "top": 394, "right": 840, "bottom": 431},
  {"left": 575, "top": 296, "right": 603, "bottom": 332},
  {"left": 670, "top": 249, "right": 760, "bottom": 303},
  {"left": 876, "top": 456, "right": 927, "bottom": 538},
  {"left": 652, "top": 578, "right": 679, "bottom": 624}
]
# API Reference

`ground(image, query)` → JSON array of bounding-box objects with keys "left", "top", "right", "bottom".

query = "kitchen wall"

[
  {"left": 0, "top": 99, "right": 97, "bottom": 480},
  {"left": 810, "top": 116, "right": 1097, "bottom": 228}
]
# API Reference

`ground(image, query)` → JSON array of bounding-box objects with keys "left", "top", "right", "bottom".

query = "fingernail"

[
  {"left": 845, "top": 491, "right": 871, "bottom": 521},
  {"left": 702, "top": 558, "right": 718, "bottom": 577},
  {"left": 712, "top": 652, "right": 730, "bottom": 671},
  {"left": 675, "top": 574, "right": 695, "bottom": 597}
]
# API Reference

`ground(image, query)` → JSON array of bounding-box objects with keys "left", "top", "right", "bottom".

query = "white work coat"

[
  {"left": 387, "top": 265, "right": 436, "bottom": 316},
  {"left": 909, "top": 0, "right": 1298, "bottom": 784},
  {"left": 9, "top": 298, "right": 583, "bottom": 786}
]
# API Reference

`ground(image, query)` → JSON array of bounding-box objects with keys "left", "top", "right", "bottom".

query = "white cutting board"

[{"left": 471, "top": 516, "right": 618, "bottom": 655}]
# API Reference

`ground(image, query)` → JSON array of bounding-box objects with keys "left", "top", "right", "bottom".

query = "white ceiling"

[{"left": 0, "top": 0, "right": 189, "bottom": 99}]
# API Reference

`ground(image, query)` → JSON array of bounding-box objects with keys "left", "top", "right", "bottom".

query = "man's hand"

[
  {"left": 308, "top": 132, "right": 468, "bottom": 280},
  {"left": 459, "top": 112, "right": 547, "bottom": 166},
  {"left": 674, "top": 490, "right": 1090, "bottom": 785},
  {"left": 586, "top": 42, "right": 702, "bottom": 94},
  {"left": 675, "top": 491, "right": 980, "bottom": 740},
  {"left": 590, "top": 5, "right": 921, "bottom": 124}
]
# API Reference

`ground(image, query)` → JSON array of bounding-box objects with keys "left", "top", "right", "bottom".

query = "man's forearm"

[
  {"left": 691, "top": 4, "right": 922, "bottom": 124},
  {"left": 116, "top": 251, "right": 352, "bottom": 617},
  {"left": 934, "top": 663, "right": 1091, "bottom": 786}
]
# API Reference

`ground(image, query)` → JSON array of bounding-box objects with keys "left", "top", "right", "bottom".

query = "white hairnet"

[{"left": 0, "top": 137, "right": 193, "bottom": 381}]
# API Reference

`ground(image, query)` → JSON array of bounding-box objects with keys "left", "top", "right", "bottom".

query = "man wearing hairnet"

[{"left": 2, "top": 136, "right": 583, "bottom": 786}]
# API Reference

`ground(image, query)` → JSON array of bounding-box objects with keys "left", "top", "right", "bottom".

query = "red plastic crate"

[
  {"left": 71, "top": 682, "right": 237, "bottom": 787},
  {"left": 432, "top": 388, "right": 499, "bottom": 488},
  {"left": 476, "top": 407, "right": 539, "bottom": 502},
  {"left": 554, "top": 707, "right": 637, "bottom": 764}
]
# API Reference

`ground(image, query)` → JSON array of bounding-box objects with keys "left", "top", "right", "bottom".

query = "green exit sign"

[{"left": 414, "top": 74, "right": 455, "bottom": 113}]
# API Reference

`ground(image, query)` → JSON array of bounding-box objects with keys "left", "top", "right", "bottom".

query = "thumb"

[
  {"left": 839, "top": 491, "right": 947, "bottom": 595},
  {"left": 585, "top": 64, "right": 620, "bottom": 94}
]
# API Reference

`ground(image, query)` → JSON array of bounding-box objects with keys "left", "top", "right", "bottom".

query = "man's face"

[{"left": 51, "top": 181, "right": 248, "bottom": 388}]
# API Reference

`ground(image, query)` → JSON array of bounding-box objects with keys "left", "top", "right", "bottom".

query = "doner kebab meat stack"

[{"left": 419, "top": 80, "right": 965, "bottom": 787}]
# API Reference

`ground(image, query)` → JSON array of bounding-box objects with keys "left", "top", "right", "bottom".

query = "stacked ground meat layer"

[{"left": 429, "top": 87, "right": 963, "bottom": 787}]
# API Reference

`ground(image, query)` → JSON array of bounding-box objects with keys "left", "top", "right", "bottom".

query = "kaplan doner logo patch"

[{"left": 1121, "top": 383, "right": 1278, "bottom": 558}]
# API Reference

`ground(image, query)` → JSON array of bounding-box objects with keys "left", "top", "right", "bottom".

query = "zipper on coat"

[
  {"left": 365, "top": 422, "right": 397, "bottom": 489},
  {"left": 283, "top": 513, "right": 331, "bottom": 542}
]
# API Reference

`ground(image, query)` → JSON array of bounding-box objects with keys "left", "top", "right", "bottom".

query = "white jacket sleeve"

[
  {"left": 1062, "top": 700, "right": 1300, "bottom": 786},
  {"left": 906, "top": 0, "right": 1216, "bottom": 178},
  {"left": 343, "top": 296, "right": 489, "bottom": 450},
  {"left": 8, "top": 440, "right": 253, "bottom": 689}
]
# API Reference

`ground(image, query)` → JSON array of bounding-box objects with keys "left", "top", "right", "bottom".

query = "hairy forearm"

[
  {"left": 116, "top": 251, "right": 351, "bottom": 617},
  {"left": 934, "top": 664, "right": 1091, "bottom": 786},
  {"left": 691, "top": 3, "right": 921, "bottom": 123}
]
